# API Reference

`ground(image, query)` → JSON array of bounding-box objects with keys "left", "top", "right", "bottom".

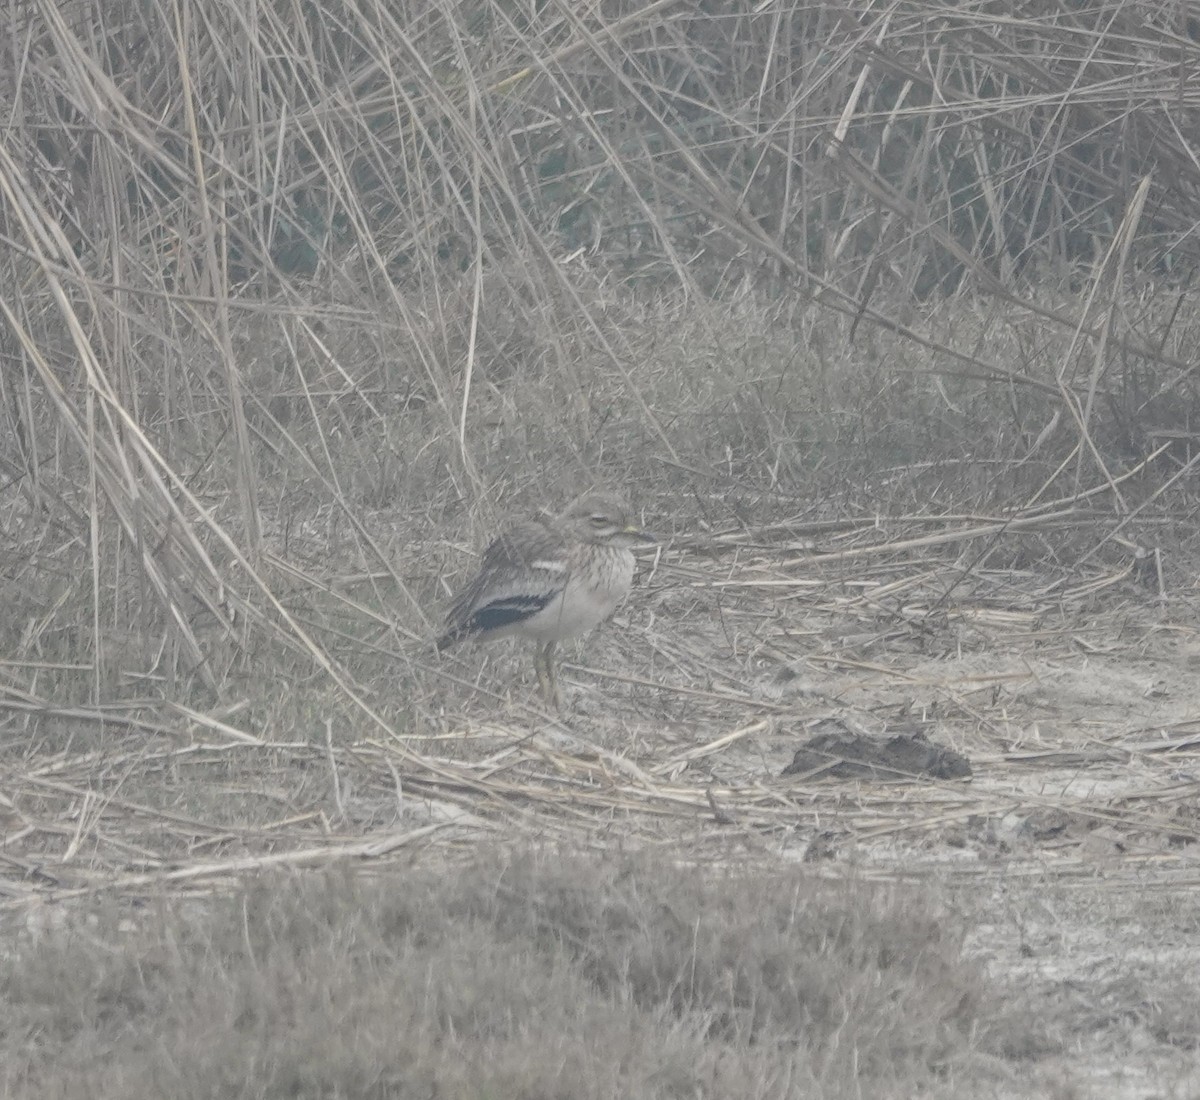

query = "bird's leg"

[{"left": 535, "top": 640, "right": 561, "bottom": 711}]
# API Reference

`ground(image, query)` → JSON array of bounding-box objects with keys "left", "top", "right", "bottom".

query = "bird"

[{"left": 437, "top": 489, "right": 654, "bottom": 709}]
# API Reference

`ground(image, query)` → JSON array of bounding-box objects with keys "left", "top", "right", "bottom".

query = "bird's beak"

[{"left": 623, "top": 524, "right": 657, "bottom": 547}]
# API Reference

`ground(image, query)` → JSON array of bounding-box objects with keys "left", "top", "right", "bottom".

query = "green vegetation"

[{"left": 2, "top": 851, "right": 1026, "bottom": 1099}]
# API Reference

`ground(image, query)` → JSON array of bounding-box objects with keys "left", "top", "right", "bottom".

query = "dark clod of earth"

[{"left": 781, "top": 722, "right": 972, "bottom": 781}]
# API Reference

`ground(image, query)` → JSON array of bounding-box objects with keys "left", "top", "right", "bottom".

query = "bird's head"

[{"left": 559, "top": 490, "right": 655, "bottom": 548}]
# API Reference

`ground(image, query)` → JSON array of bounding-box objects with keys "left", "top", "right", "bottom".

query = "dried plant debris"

[{"left": 781, "top": 719, "right": 972, "bottom": 781}]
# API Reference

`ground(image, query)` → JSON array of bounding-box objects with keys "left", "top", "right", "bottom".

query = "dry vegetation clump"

[{"left": 0, "top": 850, "right": 1032, "bottom": 1099}]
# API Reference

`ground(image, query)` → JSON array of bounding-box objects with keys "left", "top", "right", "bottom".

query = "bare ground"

[{"left": 3, "top": 512, "right": 1200, "bottom": 1096}]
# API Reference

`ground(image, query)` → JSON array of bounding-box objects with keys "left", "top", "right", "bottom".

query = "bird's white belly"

[{"left": 523, "top": 550, "right": 634, "bottom": 642}]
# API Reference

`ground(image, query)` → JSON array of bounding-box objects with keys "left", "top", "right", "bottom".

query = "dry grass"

[{"left": 5, "top": 0, "right": 1200, "bottom": 717}]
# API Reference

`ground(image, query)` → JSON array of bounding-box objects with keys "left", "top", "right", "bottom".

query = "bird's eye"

[{"left": 589, "top": 514, "right": 609, "bottom": 527}]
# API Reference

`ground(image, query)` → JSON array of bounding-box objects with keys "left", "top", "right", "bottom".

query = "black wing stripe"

[{"left": 468, "top": 593, "right": 555, "bottom": 634}]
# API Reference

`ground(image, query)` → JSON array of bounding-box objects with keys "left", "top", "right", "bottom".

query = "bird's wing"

[{"left": 438, "top": 520, "right": 570, "bottom": 647}]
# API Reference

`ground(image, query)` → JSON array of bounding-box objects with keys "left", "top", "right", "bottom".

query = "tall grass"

[{"left": 2, "top": 0, "right": 1198, "bottom": 708}]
